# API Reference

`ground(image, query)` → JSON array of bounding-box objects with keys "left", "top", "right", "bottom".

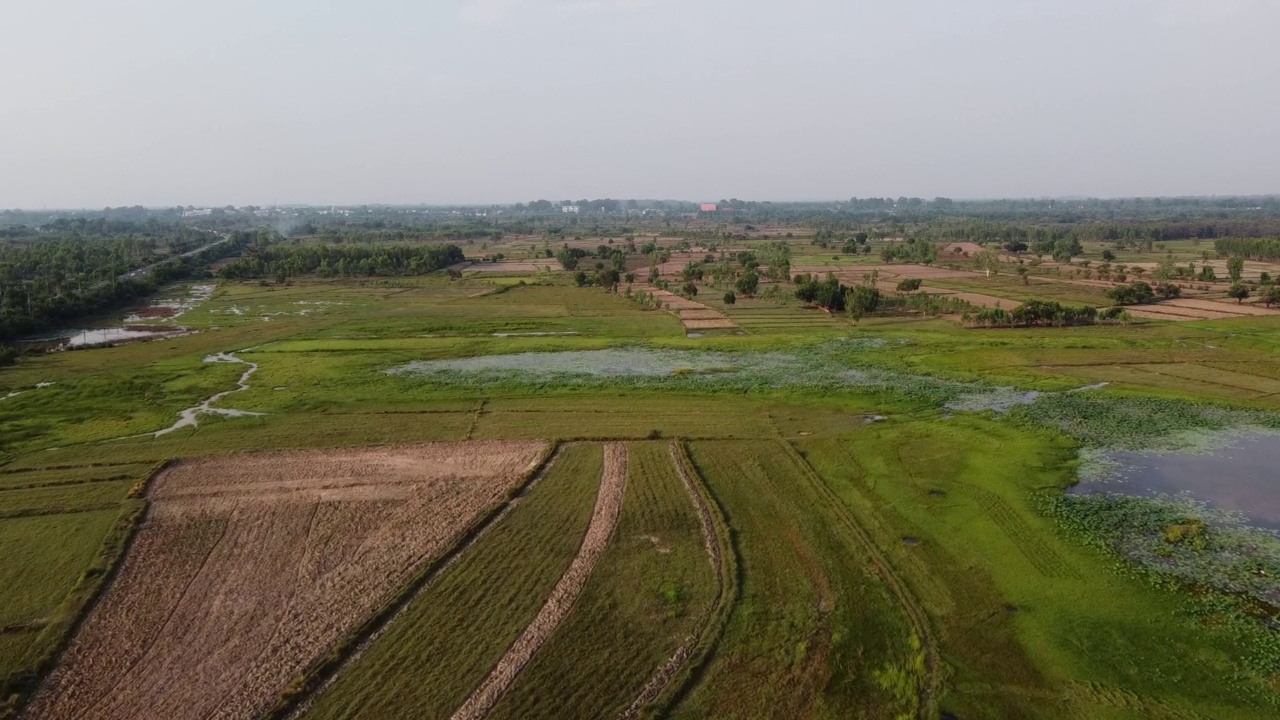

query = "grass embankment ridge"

[
  {"left": 267, "top": 441, "right": 559, "bottom": 720},
  {"left": 2, "top": 460, "right": 170, "bottom": 720}
]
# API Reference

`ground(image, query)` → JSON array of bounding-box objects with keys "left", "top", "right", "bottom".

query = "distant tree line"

[
  {"left": 0, "top": 228, "right": 249, "bottom": 347},
  {"left": 1214, "top": 237, "right": 1280, "bottom": 262},
  {"left": 217, "top": 243, "right": 464, "bottom": 281}
]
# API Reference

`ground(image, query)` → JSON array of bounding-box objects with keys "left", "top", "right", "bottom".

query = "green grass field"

[
  {"left": 4, "top": 268, "right": 1280, "bottom": 719},
  {"left": 488, "top": 441, "right": 715, "bottom": 719}
]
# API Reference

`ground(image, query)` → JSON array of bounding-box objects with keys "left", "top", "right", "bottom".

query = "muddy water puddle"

[
  {"left": 20, "top": 284, "right": 214, "bottom": 350},
  {"left": 1072, "top": 431, "right": 1280, "bottom": 530}
]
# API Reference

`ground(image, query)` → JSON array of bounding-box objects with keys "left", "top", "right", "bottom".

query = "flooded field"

[
  {"left": 1073, "top": 431, "right": 1280, "bottom": 530},
  {"left": 19, "top": 285, "right": 213, "bottom": 350}
]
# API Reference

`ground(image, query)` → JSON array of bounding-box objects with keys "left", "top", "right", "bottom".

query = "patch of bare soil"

[
  {"left": 450, "top": 443, "right": 628, "bottom": 720},
  {"left": 1160, "top": 298, "right": 1280, "bottom": 317},
  {"left": 677, "top": 309, "right": 723, "bottom": 320},
  {"left": 25, "top": 441, "right": 547, "bottom": 720},
  {"left": 645, "top": 287, "right": 739, "bottom": 331},
  {"left": 1124, "top": 305, "right": 1234, "bottom": 321},
  {"left": 681, "top": 318, "right": 739, "bottom": 329}
]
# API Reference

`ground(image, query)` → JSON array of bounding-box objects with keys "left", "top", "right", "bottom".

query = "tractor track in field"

[
  {"left": 957, "top": 483, "right": 1079, "bottom": 579},
  {"left": 778, "top": 440, "right": 942, "bottom": 720},
  {"left": 450, "top": 442, "right": 628, "bottom": 720},
  {"left": 618, "top": 441, "right": 738, "bottom": 720}
]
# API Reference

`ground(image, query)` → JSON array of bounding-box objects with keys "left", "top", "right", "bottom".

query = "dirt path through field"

[
  {"left": 450, "top": 442, "right": 629, "bottom": 720},
  {"left": 24, "top": 442, "right": 547, "bottom": 720}
]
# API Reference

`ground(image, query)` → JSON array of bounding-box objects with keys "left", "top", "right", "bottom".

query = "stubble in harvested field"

[
  {"left": 25, "top": 441, "right": 546, "bottom": 720},
  {"left": 299, "top": 443, "right": 605, "bottom": 720},
  {"left": 451, "top": 442, "right": 628, "bottom": 720}
]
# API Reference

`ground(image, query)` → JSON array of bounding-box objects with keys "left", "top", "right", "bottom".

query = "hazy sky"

[{"left": 3, "top": 0, "right": 1278, "bottom": 207}]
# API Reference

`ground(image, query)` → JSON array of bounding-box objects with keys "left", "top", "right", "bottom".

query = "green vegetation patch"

[
  {"left": 799, "top": 417, "right": 1279, "bottom": 718},
  {"left": 489, "top": 441, "right": 716, "bottom": 719},
  {"left": 1008, "top": 392, "right": 1280, "bottom": 450},
  {"left": 672, "top": 439, "right": 916, "bottom": 719}
]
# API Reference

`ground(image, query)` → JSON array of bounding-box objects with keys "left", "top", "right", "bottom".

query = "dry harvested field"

[
  {"left": 25, "top": 441, "right": 546, "bottom": 720},
  {"left": 451, "top": 443, "right": 628, "bottom": 720},
  {"left": 1161, "top": 297, "right": 1280, "bottom": 317},
  {"left": 645, "top": 287, "right": 738, "bottom": 331},
  {"left": 452, "top": 260, "right": 557, "bottom": 273},
  {"left": 1124, "top": 299, "right": 1275, "bottom": 321}
]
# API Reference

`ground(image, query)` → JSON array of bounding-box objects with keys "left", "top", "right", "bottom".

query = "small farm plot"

[
  {"left": 300, "top": 443, "right": 605, "bottom": 720},
  {"left": 673, "top": 440, "right": 920, "bottom": 720},
  {"left": 25, "top": 441, "right": 547, "bottom": 720},
  {"left": 486, "top": 441, "right": 718, "bottom": 719}
]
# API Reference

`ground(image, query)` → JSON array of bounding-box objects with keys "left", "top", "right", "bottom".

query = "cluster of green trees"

[
  {"left": 1, "top": 227, "right": 239, "bottom": 345},
  {"left": 556, "top": 244, "right": 627, "bottom": 273},
  {"left": 968, "top": 302, "right": 1128, "bottom": 328},
  {"left": 793, "top": 273, "right": 881, "bottom": 319},
  {"left": 1105, "top": 281, "right": 1180, "bottom": 305},
  {"left": 1215, "top": 238, "right": 1280, "bottom": 262},
  {"left": 812, "top": 227, "right": 871, "bottom": 254},
  {"left": 217, "top": 242, "right": 464, "bottom": 281},
  {"left": 880, "top": 239, "right": 938, "bottom": 264}
]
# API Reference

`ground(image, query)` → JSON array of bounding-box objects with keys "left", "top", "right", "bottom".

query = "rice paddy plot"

[
  {"left": 298, "top": 443, "right": 603, "bottom": 720},
  {"left": 672, "top": 439, "right": 918, "bottom": 720},
  {"left": 0, "top": 507, "right": 132, "bottom": 701},
  {"left": 486, "top": 441, "right": 717, "bottom": 719}
]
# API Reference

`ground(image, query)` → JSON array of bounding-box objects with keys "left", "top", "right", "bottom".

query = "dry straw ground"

[{"left": 25, "top": 441, "right": 546, "bottom": 720}]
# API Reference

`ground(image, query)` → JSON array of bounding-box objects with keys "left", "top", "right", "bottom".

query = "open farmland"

[
  {"left": 6, "top": 218, "right": 1280, "bottom": 720},
  {"left": 24, "top": 442, "right": 546, "bottom": 720}
]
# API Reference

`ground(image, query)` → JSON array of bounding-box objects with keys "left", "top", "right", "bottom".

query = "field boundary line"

[
  {"left": 0, "top": 504, "right": 124, "bottom": 520},
  {"left": 0, "top": 461, "right": 150, "bottom": 476},
  {"left": 619, "top": 440, "right": 740, "bottom": 720},
  {"left": 778, "top": 440, "right": 942, "bottom": 720},
  {"left": 5, "top": 459, "right": 174, "bottom": 720},
  {"left": 268, "top": 441, "right": 560, "bottom": 720},
  {"left": 0, "top": 474, "right": 145, "bottom": 493},
  {"left": 450, "top": 442, "right": 629, "bottom": 720},
  {"left": 464, "top": 400, "right": 488, "bottom": 440}
]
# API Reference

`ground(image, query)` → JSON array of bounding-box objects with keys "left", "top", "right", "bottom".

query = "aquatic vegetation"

[{"left": 1008, "top": 393, "right": 1280, "bottom": 450}]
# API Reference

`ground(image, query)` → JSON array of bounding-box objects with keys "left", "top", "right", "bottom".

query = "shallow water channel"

[{"left": 1071, "top": 432, "right": 1280, "bottom": 530}]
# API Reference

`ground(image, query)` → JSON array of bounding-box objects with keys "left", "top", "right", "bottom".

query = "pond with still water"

[{"left": 1072, "top": 432, "right": 1280, "bottom": 530}]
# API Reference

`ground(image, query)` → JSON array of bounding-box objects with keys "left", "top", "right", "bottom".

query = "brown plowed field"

[
  {"left": 678, "top": 309, "right": 724, "bottom": 320},
  {"left": 1160, "top": 298, "right": 1280, "bottom": 317},
  {"left": 682, "top": 319, "right": 739, "bottom": 329},
  {"left": 26, "top": 441, "right": 547, "bottom": 720},
  {"left": 450, "top": 443, "right": 628, "bottom": 720},
  {"left": 1124, "top": 305, "right": 1238, "bottom": 321}
]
